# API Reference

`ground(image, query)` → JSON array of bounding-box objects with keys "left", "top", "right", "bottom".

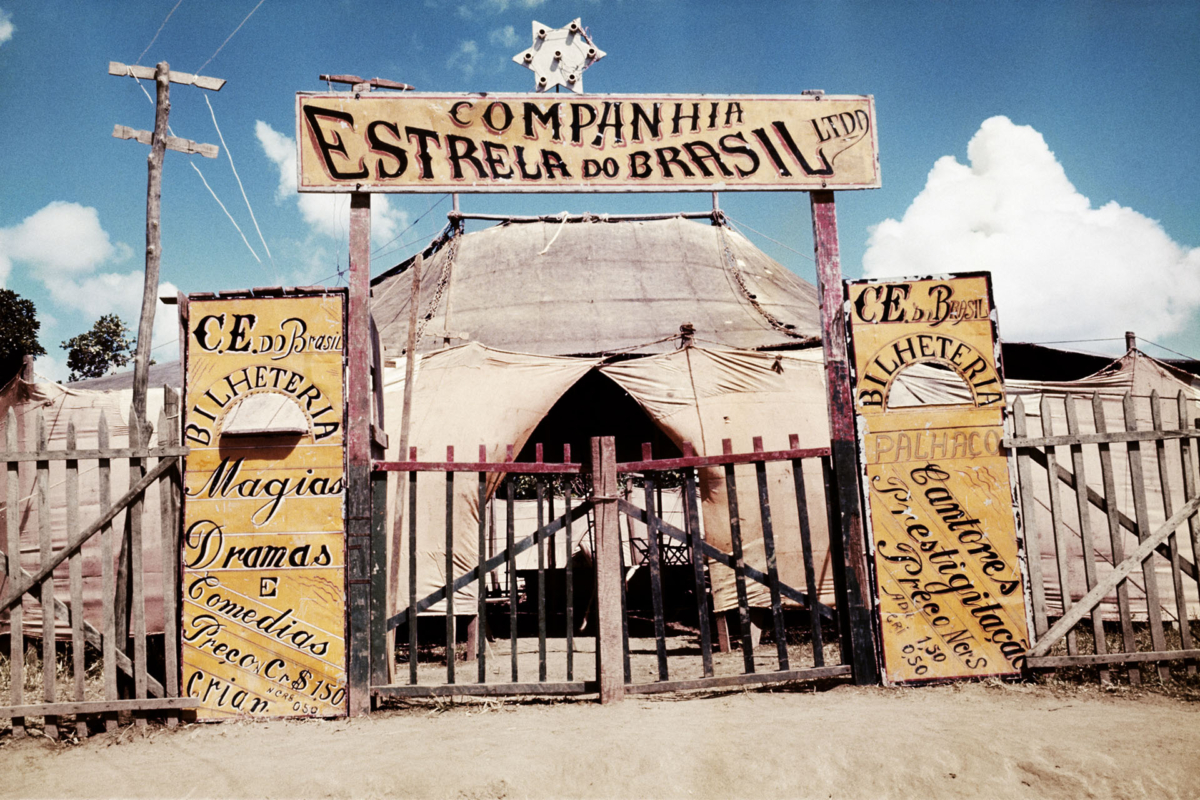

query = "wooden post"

[
  {"left": 591, "top": 436, "right": 624, "bottom": 703},
  {"left": 809, "top": 191, "right": 880, "bottom": 685},
  {"left": 346, "top": 192, "right": 373, "bottom": 715},
  {"left": 131, "top": 62, "right": 170, "bottom": 425}
]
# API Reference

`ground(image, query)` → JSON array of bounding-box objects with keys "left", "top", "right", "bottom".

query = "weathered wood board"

[
  {"left": 845, "top": 274, "right": 1030, "bottom": 684},
  {"left": 182, "top": 293, "right": 348, "bottom": 718},
  {"left": 295, "top": 93, "right": 879, "bottom": 193}
]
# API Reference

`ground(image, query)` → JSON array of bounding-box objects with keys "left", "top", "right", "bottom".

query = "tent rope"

[
  {"left": 414, "top": 226, "right": 461, "bottom": 346},
  {"left": 715, "top": 222, "right": 807, "bottom": 339}
]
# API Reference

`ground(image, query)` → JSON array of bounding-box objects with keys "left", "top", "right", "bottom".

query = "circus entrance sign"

[
  {"left": 181, "top": 290, "right": 348, "bottom": 718},
  {"left": 845, "top": 274, "right": 1030, "bottom": 684},
  {"left": 296, "top": 93, "right": 879, "bottom": 192}
]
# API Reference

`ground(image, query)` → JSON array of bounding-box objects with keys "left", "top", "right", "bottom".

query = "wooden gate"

[
  {"left": 1, "top": 393, "right": 198, "bottom": 738},
  {"left": 613, "top": 437, "right": 852, "bottom": 694},
  {"left": 369, "top": 435, "right": 856, "bottom": 702},
  {"left": 1008, "top": 390, "right": 1200, "bottom": 682}
]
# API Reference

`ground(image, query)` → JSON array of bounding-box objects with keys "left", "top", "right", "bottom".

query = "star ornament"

[{"left": 512, "top": 19, "right": 605, "bottom": 94}]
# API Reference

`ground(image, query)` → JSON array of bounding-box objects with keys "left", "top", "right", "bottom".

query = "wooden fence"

[
  {"left": 370, "top": 435, "right": 853, "bottom": 704},
  {"left": 0, "top": 391, "right": 198, "bottom": 738},
  {"left": 1008, "top": 390, "right": 1200, "bottom": 683}
]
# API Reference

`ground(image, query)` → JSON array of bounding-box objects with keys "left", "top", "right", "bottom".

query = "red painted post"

[
  {"left": 347, "top": 192, "right": 374, "bottom": 714},
  {"left": 810, "top": 190, "right": 880, "bottom": 685}
]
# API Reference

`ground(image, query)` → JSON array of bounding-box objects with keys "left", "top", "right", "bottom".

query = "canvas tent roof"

[{"left": 371, "top": 217, "right": 821, "bottom": 357}]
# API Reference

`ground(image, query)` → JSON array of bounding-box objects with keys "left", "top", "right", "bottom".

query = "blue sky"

[{"left": 1, "top": 1, "right": 1198, "bottom": 380}]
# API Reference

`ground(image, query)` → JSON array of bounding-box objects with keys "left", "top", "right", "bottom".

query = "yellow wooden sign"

[
  {"left": 182, "top": 292, "right": 348, "bottom": 718},
  {"left": 296, "top": 93, "right": 879, "bottom": 193},
  {"left": 845, "top": 274, "right": 1030, "bottom": 684}
]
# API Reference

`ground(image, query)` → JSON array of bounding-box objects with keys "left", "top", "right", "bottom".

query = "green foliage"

[
  {"left": 62, "top": 314, "right": 135, "bottom": 382},
  {"left": 0, "top": 288, "right": 45, "bottom": 385}
]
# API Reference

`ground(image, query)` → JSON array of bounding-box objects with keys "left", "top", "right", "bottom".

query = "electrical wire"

[
  {"left": 196, "top": 0, "right": 267, "bottom": 74},
  {"left": 370, "top": 194, "right": 450, "bottom": 258},
  {"left": 1139, "top": 338, "right": 1197, "bottom": 361},
  {"left": 190, "top": 162, "right": 261, "bottom": 263},
  {"left": 135, "top": 0, "right": 184, "bottom": 65},
  {"left": 723, "top": 213, "right": 816, "bottom": 264},
  {"left": 204, "top": 94, "right": 275, "bottom": 269}
]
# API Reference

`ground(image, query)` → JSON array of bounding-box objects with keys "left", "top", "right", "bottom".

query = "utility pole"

[{"left": 108, "top": 60, "right": 224, "bottom": 424}]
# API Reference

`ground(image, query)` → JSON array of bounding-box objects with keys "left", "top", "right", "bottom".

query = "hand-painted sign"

[
  {"left": 295, "top": 93, "right": 879, "bottom": 193},
  {"left": 182, "top": 292, "right": 348, "bottom": 718},
  {"left": 845, "top": 274, "right": 1030, "bottom": 684}
]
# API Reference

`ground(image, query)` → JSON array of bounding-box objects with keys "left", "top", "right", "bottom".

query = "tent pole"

[{"left": 809, "top": 190, "right": 880, "bottom": 686}]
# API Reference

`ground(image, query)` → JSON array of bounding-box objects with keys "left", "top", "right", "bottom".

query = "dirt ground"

[{"left": 3, "top": 678, "right": 1199, "bottom": 800}]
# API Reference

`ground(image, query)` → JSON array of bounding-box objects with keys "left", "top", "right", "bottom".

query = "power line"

[
  {"left": 196, "top": 0, "right": 267, "bottom": 73},
  {"left": 722, "top": 213, "right": 815, "bottom": 264},
  {"left": 370, "top": 194, "right": 450, "bottom": 257},
  {"left": 205, "top": 94, "right": 275, "bottom": 272},
  {"left": 190, "top": 162, "right": 261, "bottom": 263},
  {"left": 135, "top": 0, "right": 184, "bottom": 65},
  {"left": 1140, "top": 338, "right": 1198, "bottom": 361}
]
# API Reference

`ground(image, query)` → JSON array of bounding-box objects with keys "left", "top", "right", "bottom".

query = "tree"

[
  {"left": 0, "top": 288, "right": 46, "bottom": 386},
  {"left": 62, "top": 314, "right": 135, "bottom": 382}
]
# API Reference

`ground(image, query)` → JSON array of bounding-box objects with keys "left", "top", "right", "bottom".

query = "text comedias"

[
  {"left": 181, "top": 293, "right": 348, "bottom": 718},
  {"left": 845, "top": 274, "right": 1030, "bottom": 684},
  {"left": 296, "top": 93, "right": 879, "bottom": 193}
]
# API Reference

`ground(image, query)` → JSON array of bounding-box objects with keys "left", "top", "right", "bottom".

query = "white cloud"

[
  {"left": 255, "top": 121, "right": 408, "bottom": 248},
  {"left": 446, "top": 40, "right": 480, "bottom": 77},
  {"left": 489, "top": 24, "right": 519, "bottom": 49},
  {"left": 0, "top": 8, "right": 13, "bottom": 47},
  {"left": 862, "top": 116, "right": 1200, "bottom": 345},
  {"left": 0, "top": 201, "right": 128, "bottom": 283}
]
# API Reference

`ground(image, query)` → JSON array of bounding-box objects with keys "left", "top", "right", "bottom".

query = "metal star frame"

[{"left": 512, "top": 18, "right": 605, "bottom": 94}]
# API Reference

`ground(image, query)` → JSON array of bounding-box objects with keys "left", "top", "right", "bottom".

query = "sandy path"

[{"left": 3, "top": 682, "right": 1199, "bottom": 799}]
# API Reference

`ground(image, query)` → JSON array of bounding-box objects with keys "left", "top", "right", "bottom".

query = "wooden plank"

[
  {"left": 1152, "top": 392, "right": 1194, "bottom": 675},
  {"left": 36, "top": 412, "right": 57, "bottom": 740},
  {"left": 564, "top": 480, "right": 575, "bottom": 681},
  {"left": 373, "top": 682, "right": 590, "bottom": 698},
  {"left": 1028, "top": 492, "right": 1200, "bottom": 657},
  {"left": 0, "top": 456, "right": 177, "bottom": 613},
  {"left": 1093, "top": 393, "right": 1140, "bottom": 684},
  {"left": 642, "top": 446, "right": 669, "bottom": 681},
  {"left": 1040, "top": 395, "right": 1077, "bottom": 655},
  {"left": 108, "top": 61, "right": 226, "bottom": 91},
  {"left": 370, "top": 469, "right": 390, "bottom": 688},
  {"left": 111, "top": 125, "right": 219, "bottom": 160},
  {"left": 536, "top": 462, "right": 547, "bottom": 683},
  {"left": 98, "top": 414, "right": 118, "bottom": 728},
  {"left": 375, "top": 460, "right": 581, "bottom": 474},
  {"left": 618, "top": 496, "right": 631, "bottom": 685},
  {"left": 592, "top": 437, "right": 625, "bottom": 702},
  {"left": 753, "top": 437, "right": 789, "bottom": 671},
  {"left": 158, "top": 393, "right": 180, "bottom": 728},
  {"left": 347, "top": 192, "right": 373, "bottom": 717},
  {"left": 0, "top": 696, "right": 200, "bottom": 718},
  {"left": 408, "top": 454, "right": 418, "bottom": 685},
  {"left": 681, "top": 445, "right": 714, "bottom": 679},
  {"left": 617, "top": 446, "right": 831, "bottom": 473},
  {"left": 5, "top": 408, "right": 25, "bottom": 737},
  {"left": 721, "top": 441, "right": 755, "bottom": 674},
  {"left": 507, "top": 475, "right": 518, "bottom": 682},
  {"left": 625, "top": 664, "right": 852, "bottom": 695},
  {"left": 1123, "top": 393, "right": 1171, "bottom": 681},
  {"left": 66, "top": 423, "right": 88, "bottom": 738},
  {"left": 128, "top": 411, "right": 147, "bottom": 727},
  {"left": 1027, "top": 649, "right": 1200, "bottom": 669},
  {"left": 444, "top": 449, "right": 456, "bottom": 685},
  {"left": 1065, "top": 395, "right": 1108, "bottom": 682},
  {"left": 1005, "top": 427, "right": 1200, "bottom": 449},
  {"left": 476, "top": 451, "right": 488, "bottom": 684},
  {"left": 1013, "top": 399, "right": 1048, "bottom": 637},
  {"left": 0, "top": 446, "right": 187, "bottom": 463},
  {"left": 821, "top": 457, "right": 852, "bottom": 665},
  {"left": 1024, "top": 448, "right": 1196, "bottom": 581},
  {"left": 1178, "top": 391, "right": 1200, "bottom": 677},
  {"left": 790, "top": 434, "right": 824, "bottom": 668},
  {"left": 810, "top": 190, "right": 878, "bottom": 686}
]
